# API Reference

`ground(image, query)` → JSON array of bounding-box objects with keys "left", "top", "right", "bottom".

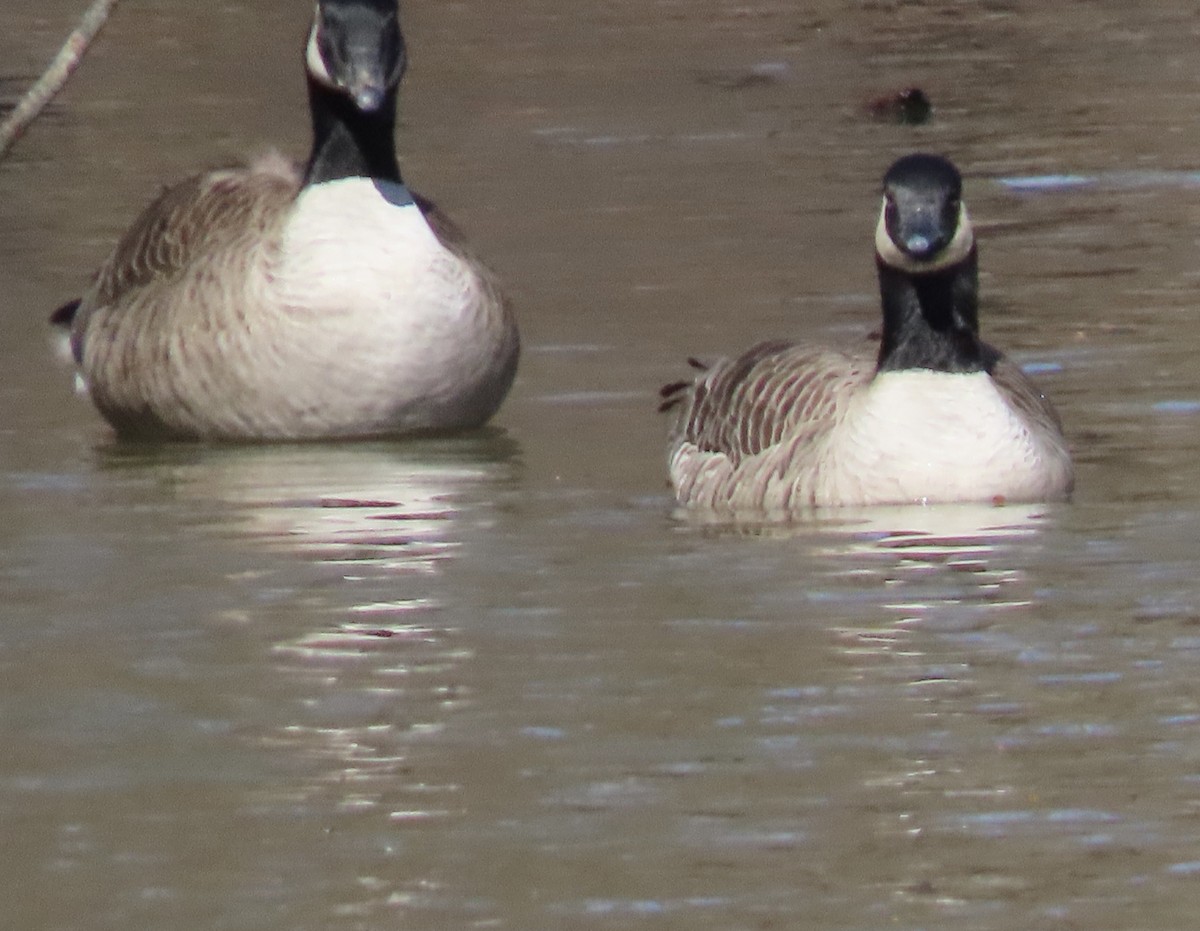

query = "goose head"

[
  {"left": 874, "top": 153, "right": 975, "bottom": 274},
  {"left": 305, "top": 0, "right": 407, "bottom": 113}
]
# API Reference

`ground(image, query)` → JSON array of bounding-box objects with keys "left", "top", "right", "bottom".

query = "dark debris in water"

[{"left": 866, "top": 87, "right": 933, "bottom": 125}]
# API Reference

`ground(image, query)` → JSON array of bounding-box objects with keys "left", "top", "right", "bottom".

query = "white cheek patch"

[
  {"left": 305, "top": 8, "right": 337, "bottom": 90},
  {"left": 874, "top": 200, "right": 974, "bottom": 274}
]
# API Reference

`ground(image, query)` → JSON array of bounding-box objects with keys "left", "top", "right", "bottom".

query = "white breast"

[
  {"left": 279, "top": 178, "right": 464, "bottom": 326},
  {"left": 262, "top": 178, "right": 512, "bottom": 434},
  {"left": 814, "top": 370, "right": 1060, "bottom": 506}
]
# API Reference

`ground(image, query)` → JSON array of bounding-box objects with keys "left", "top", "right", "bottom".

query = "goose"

[
  {"left": 54, "top": 0, "right": 519, "bottom": 441},
  {"left": 662, "top": 153, "right": 1074, "bottom": 513}
]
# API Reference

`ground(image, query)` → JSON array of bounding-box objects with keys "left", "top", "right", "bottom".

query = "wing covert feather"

[
  {"left": 988, "top": 354, "right": 1066, "bottom": 436},
  {"left": 677, "top": 340, "right": 874, "bottom": 465},
  {"left": 92, "top": 161, "right": 300, "bottom": 307}
]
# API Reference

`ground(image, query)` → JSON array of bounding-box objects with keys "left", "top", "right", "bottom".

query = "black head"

[
  {"left": 875, "top": 153, "right": 973, "bottom": 273},
  {"left": 873, "top": 154, "right": 990, "bottom": 373},
  {"left": 305, "top": 0, "right": 406, "bottom": 113}
]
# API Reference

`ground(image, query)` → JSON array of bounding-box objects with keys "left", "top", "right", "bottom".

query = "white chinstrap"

[
  {"left": 304, "top": 8, "right": 336, "bottom": 91},
  {"left": 874, "top": 200, "right": 974, "bottom": 273}
]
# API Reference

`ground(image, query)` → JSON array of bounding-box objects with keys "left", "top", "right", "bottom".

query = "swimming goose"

[
  {"left": 57, "top": 0, "right": 519, "bottom": 440},
  {"left": 662, "top": 153, "right": 1073, "bottom": 512}
]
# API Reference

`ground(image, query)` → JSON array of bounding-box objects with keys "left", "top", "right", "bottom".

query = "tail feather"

[
  {"left": 48, "top": 298, "right": 81, "bottom": 368},
  {"left": 657, "top": 380, "right": 691, "bottom": 413},
  {"left": 658, "top": 357, "right": 711, "bottom": 413},
  {"left": 50, "top": 298, "right": 80, "bottom": 328}
]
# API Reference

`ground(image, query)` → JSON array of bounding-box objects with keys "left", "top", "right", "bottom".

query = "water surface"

[{"left": 4, "top": 1, "right": 1200, "bottom": 928}]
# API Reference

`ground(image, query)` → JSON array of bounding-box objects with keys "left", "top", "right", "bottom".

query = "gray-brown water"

[{"left": 5, "top": 1, "right": 1200, "bottom": 928}]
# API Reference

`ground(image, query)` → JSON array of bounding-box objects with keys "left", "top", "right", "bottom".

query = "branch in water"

[{"left": 0, "top": 0, "right": 121, "bottom": 160}]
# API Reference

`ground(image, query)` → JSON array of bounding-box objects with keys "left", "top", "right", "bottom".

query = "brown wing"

[
  {"left": 413, "top": 189, "right": 516, "bottom": 334},
  {"left": 90, "top": 158, "right": 300, "bottom": 307},
  {"left": 989, "top": 353, "right": 1067, "bottom": 436},
  {"left": 413, "top": 191, "right": 472, "bottom": 258},
  {"left": 669, "top": 340, "right": 874, "bottom": 466}
]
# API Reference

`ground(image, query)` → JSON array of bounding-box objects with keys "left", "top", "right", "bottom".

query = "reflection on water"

[
  {"left": 221, "top": 437, "right": 513, "bottom": 826},
  {"left": 662, "top": 508, "right": 1199, "bottom": 930},
  {"left": 175, "top": 436, "right": 517, "bottom": 564},
  {"left": 107, "top": 435, "right": 519, "bottom": 851},
  {"left": 808, "top": 504, "right": 1061, "bottom": 670},
  {"left": 679, "top": 500, "right": 1056, "bottom": 608},
  {"left": 1001, "top": 169, "right": 1200, "bottom": 192}
]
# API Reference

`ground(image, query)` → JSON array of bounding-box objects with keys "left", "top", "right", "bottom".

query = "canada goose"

[
  {"left": 662, "top": 153, "right": 1074, "bottom": 513},
  {"left": 55, "top": 0, "right": 519, "bottom": 441}
]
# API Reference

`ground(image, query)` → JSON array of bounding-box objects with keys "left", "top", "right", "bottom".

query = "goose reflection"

[
  {"left": 678, "top": 501, "right": 1066, "bottom": 659},
  {"left": 814, "top": 503, "right": 1063, "bottom": 649},
  {"left": 811, "top": 501, "right": 1054, "bottom": 563},
  {"left": 153, "top": 432, "right": 522, "bottom": 561},
  {"left": 680, "top": 500, "right": 1058, "bottom": 552},
  {"left": 787, "top": 508, "right": 1070, "bottom": 705},
  {"left": 99, "top": 433, "right": 520, "bottom": 833}
]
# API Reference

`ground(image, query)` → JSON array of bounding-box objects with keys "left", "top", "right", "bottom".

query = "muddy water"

[{"left": 5, "top": 0, "right": 1200, "bottom": 928}]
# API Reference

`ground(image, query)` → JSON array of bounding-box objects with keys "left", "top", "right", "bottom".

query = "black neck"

[
  {"left": 302, "top": 77, "right": 402, "bottom": 186},
  {"left": 875, "top": 246, "right": 997, "bottom": 373}
]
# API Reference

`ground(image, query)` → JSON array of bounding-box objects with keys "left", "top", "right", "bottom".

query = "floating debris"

[{"left": 866, "top": 87, "right": 932, "bottom": 125}]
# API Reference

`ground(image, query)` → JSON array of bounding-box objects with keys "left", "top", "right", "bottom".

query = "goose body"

[
  {"left": 61, "top": 0, "right": 518, "bottom": 441},
  {"left": 664, "top": 154, "right": 1073, "bottom": 513}
]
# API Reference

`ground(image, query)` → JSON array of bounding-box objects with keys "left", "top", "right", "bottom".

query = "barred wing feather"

[
  {"left": 91, "top": 160, "right": 300, "bottom": 309},
  {"left": 672, "top": 340, "right": 874, "bottom": 465}
]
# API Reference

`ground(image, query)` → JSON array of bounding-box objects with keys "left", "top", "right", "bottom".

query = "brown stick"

[{"left": 0, "top": 0, "right": 121, "bottom": 160}]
